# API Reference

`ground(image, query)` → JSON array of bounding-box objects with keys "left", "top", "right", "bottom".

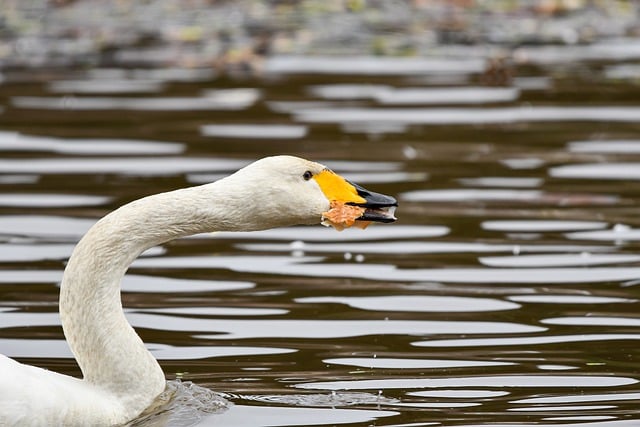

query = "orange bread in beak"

[{"left": 321, "top": 201, "right": 371, "bottom": 231}]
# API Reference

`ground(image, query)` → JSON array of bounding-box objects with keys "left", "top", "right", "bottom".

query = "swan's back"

[{"left": 0, "top": 354, "right": 125, "bottom": 426}]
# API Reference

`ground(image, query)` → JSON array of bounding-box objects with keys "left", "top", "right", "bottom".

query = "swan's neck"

[{"left": 59, "top": 182, "right": 239, "bottom": 414}]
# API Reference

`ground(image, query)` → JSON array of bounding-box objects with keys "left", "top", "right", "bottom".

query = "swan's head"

[{"left": 224, "top": 155, "right": 397, "bottom": 230}]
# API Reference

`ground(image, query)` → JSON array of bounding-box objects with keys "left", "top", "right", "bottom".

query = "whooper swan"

[{"left": 0, "top": 155, "right": 397, "bottom": 426}]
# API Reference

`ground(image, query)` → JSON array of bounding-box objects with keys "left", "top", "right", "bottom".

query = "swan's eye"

[{"left": 303, "top": 170, "right": 313, "bottom": 181}]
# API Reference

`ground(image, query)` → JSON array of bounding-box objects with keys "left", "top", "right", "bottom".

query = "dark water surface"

[{"left": 2, "top": 43, "right": 640, "bottom": 426}]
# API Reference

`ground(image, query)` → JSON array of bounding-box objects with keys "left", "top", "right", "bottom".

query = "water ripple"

[
  {"left": 512, "top": 391, "right": 640, "bottom": 404},
  {"left": 201, "top": 404, "right": 397, "bottom": 427},
  {"left": 132, "top": 257, "right": 640, "bottom": 284},
  {"left": 295, "top": 106, "right": 640, "bottom": 125},
  {"left": 214, "top": 225, "right": 449, "bottom": 242},
  {"left": 138, "top": 307, "right": 288, "bottom": 316},
  {"left": 0, "top": 339, "right": 294, "bottom": 360},
  {"left": 323, "top": 357, "right": 513, "bottom": 369},
  {"left": 0, "top": 194, "right": 110, "bottom": 208},
  {"left": 507, "top": 295, "right": 636, "bottom": 304},
  {"left": 0, "top": 131, "right": 184, "bottom": 155},
  {"left": 265, "top": 56, "right": 486, "bottom": 75},
  {"left": 401, "top": 189, "right": 617, "bottom": 205},
  {"left": 238, "top": 241, "right": 611, "bottom": 255},
  {"left": 508, "top": 405, "right": 616, "bottom": 411},
  {"left": 0, "top": 215, "right": 94, "bottom": 239},
  {"left": 408, "top": 390, "right": 509, "bottom": 398},
  {"left": 550, "top": 163, "right": 640, "bottom": 180},
  {"left": 48, "top": 79, "right": 164, "bottom": 94},
  {"left": 0, "top": 157, "right": 250, "bottom": 176},
  {"left": 200, "top": 124, "right": 307, "bottom": 139},
  {"left": 479, "top": 254, "right": 640, "bottom": 268},
  {"left": 297, "top": 295, "right": 519, "bottom": 312},
  {"left": 237, "top": 391, "right": 398, "bottom": 407},
  {"left": 542, "top": 317, "right": 640, "bottom": 327},
  {"left": 482, "top": 220, "right": 608, "bottom": 232},
  {"left": 457, "top": 177, "right": 543, "bottom": 188},
  {"left": 374, "top": 87, "right": 520, "bottom": 105},
  {"left": 414, "top": 334, "right": 640, "bottom": 348},
  {"left": 568, "top": 140, "right": 640, "bottom": 154},
  {"left": 152, "top": 317, "right": 543, "bottom": 338},
  {"left": 294, "top": 375, "right": 638, "bottom": 391},
  {"left": 12, "top": 89, "right": 259, "bottom": 111},
  {"left": 566, "top": 226, "right": 640, "bottom": 241},
  {"left": 131, "top": 380, "right": 229, "bottom": 427}
]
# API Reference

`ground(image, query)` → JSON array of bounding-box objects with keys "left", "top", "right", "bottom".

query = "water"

[{"left": 2, "top": 35, "right": 640, "bottom": 427}]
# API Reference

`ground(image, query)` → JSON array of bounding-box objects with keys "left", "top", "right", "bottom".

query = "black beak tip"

[
  {"left": 362, "top": 210, "right": 397, "bottom": 223},
  {"left": 347, "top": 180, "right": 398, "bottom": 223}
]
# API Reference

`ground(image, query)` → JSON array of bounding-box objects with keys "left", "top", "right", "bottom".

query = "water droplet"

[
  {"left": 512, "top": 245, "right": 521, "bottom": 255},
  {"left": 402, "top": 145, "right": 418, "bottom": 159},
  {"left": 291, "top": 250, "right": 305, "bottom": 258},
  {"left": 355, "top": 254, "right": 365, "bottom": 263},
  {"left": 614, "top": 223, "right": 631, "bottom": 233},
  {"left": 290, "top": 240, "right": 305, "bottom": 257},
  {"left": 61, "top": 95, "right": 77, "bottom": 110},
  {"left": 343, "top": 252, "right": 352, "bottom": 261},
  {"left": 290, "top": 240, "right": 305, "bottom": 249}
]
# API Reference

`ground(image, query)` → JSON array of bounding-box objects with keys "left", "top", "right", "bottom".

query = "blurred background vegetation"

[{"left": 1, "top": 0, "right": 638, "bottom": 75}]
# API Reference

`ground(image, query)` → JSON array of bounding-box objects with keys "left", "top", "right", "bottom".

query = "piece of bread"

[{"left": 321, "top": 201, "right": 371, "bottom": 231}]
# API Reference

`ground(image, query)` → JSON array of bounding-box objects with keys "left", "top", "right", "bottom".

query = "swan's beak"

[
  {"left": 348, "top": 180, "right": 398, "bottom": 223},
  {"left": 314, "top": 169, "right": 398, "bottom": 223}
]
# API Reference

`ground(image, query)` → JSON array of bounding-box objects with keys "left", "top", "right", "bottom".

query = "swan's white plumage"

[
  {"left": 0, "top": 354, "right": 125, "bottom": 425},
  {"left": 0, "top": 156, "right": 360, "bottom": 426}
]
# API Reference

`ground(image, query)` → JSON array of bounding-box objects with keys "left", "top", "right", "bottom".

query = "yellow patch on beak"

[
  {"left": 313, "top": 169, "right": 366, "bottom": 204},
  {"left": 314, "top": 169, "right": 371, "bottom": 231}
]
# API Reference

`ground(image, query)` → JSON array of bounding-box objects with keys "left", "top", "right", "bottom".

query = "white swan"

[{"left": 0, "top": 155, "right": 397, "bottom": 426}]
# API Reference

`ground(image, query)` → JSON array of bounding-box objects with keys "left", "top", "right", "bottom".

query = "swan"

[{"left": 0, "top": 155, "right": 397, "bottom": 426}]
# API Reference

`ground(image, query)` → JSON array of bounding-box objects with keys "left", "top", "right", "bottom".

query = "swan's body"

[{"left": 0, "top": 156, "right": 397, "bottom": 426}]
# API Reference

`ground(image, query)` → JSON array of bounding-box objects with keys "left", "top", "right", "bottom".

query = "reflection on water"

[
  {"left": 0, "top": 338, "right": 295, "bottom": 361},
  {"left": 309, "top": 85, "right": 520, "bottom": 104},
  {"left": 0, "top": 131, "right": 184, "bottom": 155},
  {"left": 568, "top": 140, "right": 640, "bottom": 154},
  {"left": 481, "top": 220, "right": 608, "bottom": 232},
  {"left": 200, "top": 124, "right": 307, "bottom": 139},
  {"left": 294, "top": 375, "right": 638, "bottom": 390},
  {"left": 550, "top": 163, "right": 640, "bottom": 180},
  {"left": 323, "top": 357, "right": 514, "bottom": 369},
  {"left": 2, "top": 26, "right": 640, "bottom": 427},
  {"left": 513, "top": 392, "right": 640, "bottom": 404},
  {"left": 507, "top": 295, "right": 635, "bottom": 304},
  {"left": 48, "top": 79, "right": 165, "bottom": 94},
  {"left": 457, "top": 176, "right": 543, "bottom": 188},
  {"left": 201, "top": 404, "right": 397, "bottom": 427},
  {"left": 295, "top": 106, "right": 640, "bottom": 125},
  {"left": 264, "top": 56, "right": 486, "bottom": 75},
  {"left": 296, "top": 295, "right": 520, "bottom": 312},
  {"left": 133, "top": 256, "right": 640, "bottom": 284},
  {"left": 414, "top": 334, "right": 640, "bottom": 348},
  {"left": 478, "top": 253, "right": 640, "bottom": 267},
  {"left": 0, "top": 157, "right": 250, "bottom": 175},
  {"left": 12, "top": 88, "right": 260, "bottom": 111},
  {"left": 0, "top": 194, "right": 110, "bottom": 208}
]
